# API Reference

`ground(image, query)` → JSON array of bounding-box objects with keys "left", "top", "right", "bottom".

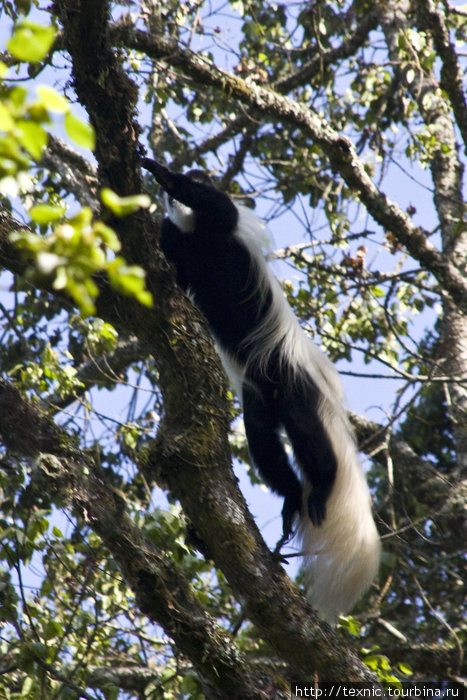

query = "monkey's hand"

[
  {"left": 281, "top": 490, "right": 302, "bottom": 542},
  {"left": 141, "top": 157, "right": 175, "bottom": 192}
]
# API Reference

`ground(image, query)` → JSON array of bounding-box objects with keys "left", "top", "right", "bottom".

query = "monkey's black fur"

[
  {"left": 142, "top": 157, "right": 380, "bottom": 620},
  {"left": 142, "top": 158, "right": 336, "bottom": 539}
]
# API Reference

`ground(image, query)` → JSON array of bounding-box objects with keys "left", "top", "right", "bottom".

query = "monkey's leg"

[{"left": 243, "top": 380, "right": 302, "bottom": 539}]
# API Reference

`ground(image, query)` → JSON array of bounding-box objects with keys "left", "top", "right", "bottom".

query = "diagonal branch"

[
  {"left": 0, "top": 379, "right": 282, "bottom": 699},
  {"left": 111, "top": 24, "right": 467, "bottom": 314},
  {"left": 0, "top": 164, "right": 379, "bottom": 687},
  {"left": 40, "top": 135, "right": 100, "bottom": 213},
  {"left": 352, "top": 412, "right": 453, "bottom": 510},
  {"left": 143, "top": 6, "right": 378, "bottom": 173},
  {"left": 274, "top": 6, "right": 379, "bottom": 94}
]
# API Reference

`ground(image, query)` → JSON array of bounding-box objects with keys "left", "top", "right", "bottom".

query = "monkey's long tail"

[
  {"left": 273, "top": 327, "right": 381, "bottom": 622},
  {"left": 297, "top": 403, "right": 381, "bottom": 623}
]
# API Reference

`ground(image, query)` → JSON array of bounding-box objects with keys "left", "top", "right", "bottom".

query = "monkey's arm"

[
  {"left": 141, "top": 158, "right": 237, "bottom": 230},
  {"left": 141, "top": 157, "right": 177, "bottom": 192},
  {"left": 142, "top": 157, "right": 206, "bottom": 206}
]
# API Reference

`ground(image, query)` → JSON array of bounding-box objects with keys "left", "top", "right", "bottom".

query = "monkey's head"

[
  {"left": 142, "top": 158, "right": 218, "bottom": 234},
  {"left": 165, "top": 169, "right": 215, "bottom": 234}
]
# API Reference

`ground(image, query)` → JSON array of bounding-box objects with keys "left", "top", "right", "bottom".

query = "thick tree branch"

[
  {"left": 0, "top": 376, "right": 381, "bottom": 685},
  {"left": 0, "top": 380, "right": 284, "bottom": 699},
  {"left": 415, "top": 0, "right": 467, "bottom": 153},
  {"left": 146, "top": 5, "right": 378, "bottom": 173},
  {"left": 87, "top": 666, "right": 167, "bottom": 695},
  {"left": 40, "top": 135, "right": 100, "bottom": 213},
  {"left": 378, "top": 641, "right": 465, "bottom": 679},
  {"left": 379, "top": 0, "right": 467, "bottom": 474},
  {"left": 0, "top": 144, "right": 379, "bottom": 694},
  {"left": 352, "top": 412, "right": 453, "bottom": 511}
]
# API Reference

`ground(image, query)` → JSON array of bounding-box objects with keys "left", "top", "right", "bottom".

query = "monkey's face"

[
  {"left": 163, "top": 167, "right": 216, "bottom": 233},
  {"left": 164, "top": 192, "right": 196, "bottom": 234},
  {"left": 164, "top": 169, "right": 215, "bottom": 233}
]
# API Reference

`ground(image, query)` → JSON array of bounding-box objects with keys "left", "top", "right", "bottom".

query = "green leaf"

[
  {"left": 93, "top": 221, "right": 121, "bottom": 251},
  {"left": 21, "top": 677, "right": 34, "bottom": 695},
  {"left": 37, "top": 85, "right": 69, "bottom": 114},
  {"left": 136, "top": 289, "right": 153, "bottom": 306},
  {"left": 29, "top": 203, "right": 66, "bottom": 224},
  {"left": 7, "top": 21, "right": 56, "bottom": 63},
  {"left": 107, "top": 259, "right": 153, "bottom": 307},
  {"left": 398, "top": 662, "right": 413, "bottom": 676},
  {"left": 43, "top": 620, "right": 63, "bottom": 640},
  {"left": 364, "top": 654, "right": 380, "bottom": 670},
  {"left": 53, "top": 265, "right": 68, "bottom": 290},
  {"left": 65, "top": 276, "right": 96, "bottom": 316},
  {"left": 101, "top": 188, "right": 151, "bottom": 216},
  {"left": 16, "top": 120, "right": 48, "bottom": 159},
  {"left": 36, "top": 252, "right": 66, "bottom": 274},
  {"left": 10, "top": 86, "right": 27, "bottom": 108},
  {"left": 0, "top": 103, "right": 15, "bottom": 131},
  {"left": 65, "top": 111, "right": 95, "bottom": 149},
  {"left": 338, "top": 615, "right": 361, "bottom": 636}
]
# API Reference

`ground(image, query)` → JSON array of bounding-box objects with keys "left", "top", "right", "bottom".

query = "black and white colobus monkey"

[{"left": 142, "top": 157, "right": 380, "bottom": 621}]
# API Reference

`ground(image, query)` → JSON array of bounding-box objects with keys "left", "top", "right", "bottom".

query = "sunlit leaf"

[
  {"left": 29, "top": 203, "right": 66, "bottom": 224},
  {"left": 64, "top": 112, "right": 95, "bottom": 149},
  {"left": 93, "top": 221, "right": 121, "bottom": 251},
  {"left": 9, "top": 86, "right": 27, "bottom": 108},
  {"left": 0, "top": 104, "right": 15, "bottom": 131},
  {"left": 7, "top": 21, "right": 56, "bottom": 63},
  {"left": 101, "top": 188, "right": 151, "bottom": 216},
  {"left": 16, "top": 120, "right": 47, "bottom": 159},
  {"left": 398, "top": 663, "right": 413, "bottom": 676},
  {"left": 107, "top": 259, "right": 153, "bottom": 307},
  {"left": 36, "top": 252, "right": 66, "bottom": 275},
  {"left": 37, "top": 85, "right": 69, "bottom": 114}
]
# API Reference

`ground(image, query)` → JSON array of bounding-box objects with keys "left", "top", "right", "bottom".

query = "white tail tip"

[{"left": 298, "top": 465, "right": 381, "bottom": 623}]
